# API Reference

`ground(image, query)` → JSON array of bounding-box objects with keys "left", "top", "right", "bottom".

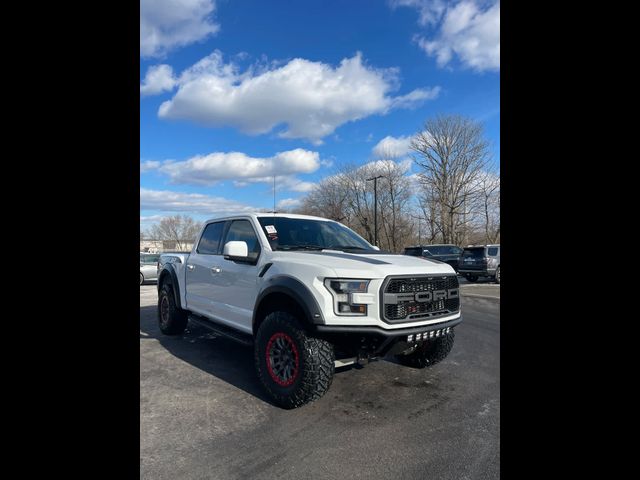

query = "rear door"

[{"left": 185, "top": 220, "right": 227, "bottom": 316}]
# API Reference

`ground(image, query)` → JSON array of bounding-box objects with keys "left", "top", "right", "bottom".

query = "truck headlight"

[{"left": 324, "top": 279, "right": 371, "bottom": 316}]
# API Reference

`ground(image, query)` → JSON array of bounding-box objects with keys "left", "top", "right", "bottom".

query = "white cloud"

[
  {"left": 140, "top": 160, "right": 161, "bottom": 172},
  {"left": 153, "top": 51, "right": 440, "bottom": 143},
  {"left": 151, "top": 148, "right": 321, "bottom": 186},
  {"left": 276, "top": 198, "right": 302, "bottom": 209},
  {"left": 140, "top": 214, "right": 165, "bottom": 222},
  {"left": 363, "top": 158, "right": 413, "bottom": 175},
  {"left": 274, "top": 176, "right": 316, "bottom": 193},
  {"left": 320, "top": 158, "right": 335, "bottom": 168},
  {"left": 140, "top": 0, "right": 220, "bottom": 58},
  {"left": 140, "top": 65, "right": 177, "bottom": 96},
  {"left": 140, "top": 188, "right": 256, "bottom": 215},
  {"left": 389, "top": 0, "right": 446, "bottom": 26},
  {"left": 390, "top": 86, "right": 441, "bottom": 109},
  {"left": 232, "top": 175, "right": 315, "bottom": 193},
  {"left": 372, "top": 135, "right": 413, "bottom": 158},
  {"left": 393, "top": 1, "right": 500, "bottom": 72}
]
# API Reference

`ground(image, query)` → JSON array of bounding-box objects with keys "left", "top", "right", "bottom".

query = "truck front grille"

[{"left": 382, "top": 275, "right": 460, "bottom": 323}]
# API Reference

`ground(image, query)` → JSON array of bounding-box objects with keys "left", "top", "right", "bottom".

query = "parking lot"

[{"left": 140, "top": 281, "right": 500, "bottom": 479}]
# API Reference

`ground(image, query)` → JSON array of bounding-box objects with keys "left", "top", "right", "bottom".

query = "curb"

[{"left": 461, "top": 293, "right": 500, "bottom": 301}]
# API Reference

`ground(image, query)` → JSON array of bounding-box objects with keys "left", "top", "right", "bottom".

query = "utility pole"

[
  {"left": 273, "top": 175, "right": 276, "bottom": 213},
  {"left": 366, "top": 175, "right": 384, "bottom": 246}
]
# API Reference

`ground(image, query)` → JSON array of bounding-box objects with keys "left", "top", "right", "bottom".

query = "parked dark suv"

[
  {"left": 458, "top": 245, "right": 500, "bottom": 283},
  {"left": 403, "top": 244, "right": 464, "bottom": 272}
]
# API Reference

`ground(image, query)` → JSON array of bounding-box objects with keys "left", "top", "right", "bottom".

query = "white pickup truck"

[{"left": 157, "top": 213, "right": 462, "bottom": 408}]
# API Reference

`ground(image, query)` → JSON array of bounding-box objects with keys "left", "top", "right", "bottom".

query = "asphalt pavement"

[{"left": 140, "top": 283, "right": 499, "bottom": 480}]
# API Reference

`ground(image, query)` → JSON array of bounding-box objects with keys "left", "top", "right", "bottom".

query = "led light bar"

[{"left": 407, "top": 327, "right": 453, "bottom": 343}]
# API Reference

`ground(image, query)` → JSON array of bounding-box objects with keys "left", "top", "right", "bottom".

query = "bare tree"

[
  {"left": 411, "top": 114, "right": 491, "bottom": 245},
  {"left": 369, "top": 150, "right": 415, "bottom": 252},
  {"left": 296, "top": 174, "right": 351, "bottom": 222},
  {"left": 148, "top": 215, "right": 201, "bottom": 251},
  {"left": 475, "top": 171, "right": 500, "bottom": 243},
  {"left": 297, "top": 157, "right": 416, "bottom": 252}
]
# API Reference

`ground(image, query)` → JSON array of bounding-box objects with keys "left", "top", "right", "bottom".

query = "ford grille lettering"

[{"left": 383, "top": 289, "right": 459, "bottom": 305}]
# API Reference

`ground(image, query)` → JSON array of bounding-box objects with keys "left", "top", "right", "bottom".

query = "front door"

[{"left": 207, "top": 219, "right": 263, "bottom": 333}]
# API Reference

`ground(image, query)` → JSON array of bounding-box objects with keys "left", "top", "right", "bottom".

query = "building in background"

[{"left": 140, "top": 239, "right": 194, "bottom": 253}]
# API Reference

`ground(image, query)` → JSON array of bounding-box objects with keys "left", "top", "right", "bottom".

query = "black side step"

[{"left": 188, "top": 315, "right": 254, "bottom": 347}]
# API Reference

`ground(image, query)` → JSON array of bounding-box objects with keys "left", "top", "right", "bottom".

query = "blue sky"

[{"left": 140, "top": 0, "right": 500, "bottom": 228}]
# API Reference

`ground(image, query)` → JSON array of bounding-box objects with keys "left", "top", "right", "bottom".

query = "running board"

[
  {"left": 188, "top": 315, "right": 254, "bottom": 347},
  {"left": 335, "top": 357, "right": 357, "bottom": 368}
]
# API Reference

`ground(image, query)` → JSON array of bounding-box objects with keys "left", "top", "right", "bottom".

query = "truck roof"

[
  {"left": 202, "top": 212, "right": 335, "bottom": 224},
  {"left": 405, "top": 244, "right": 458, "bottom": 248}
]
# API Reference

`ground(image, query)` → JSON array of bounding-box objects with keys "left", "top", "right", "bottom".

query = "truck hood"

[{"left": 269, "top": 250, "right": 455, "bottom": 278}]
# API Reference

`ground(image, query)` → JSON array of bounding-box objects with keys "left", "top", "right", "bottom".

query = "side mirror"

[
  {"left": 223, "top": 241, "right": 249, "bottom": 261},
  {"left": 372, "top": 245, "right": 380, "bottom": 251}
]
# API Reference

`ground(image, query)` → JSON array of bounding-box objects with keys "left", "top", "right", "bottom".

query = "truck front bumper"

[
  {"left": 458, "top": 268, "right": 496, "bottom": 276},
  {"left": 315, "top": 316, "right": 462, "bottom": 337},
  {"left": 315, "top": 316, "right": 463, "bottom": 359}
]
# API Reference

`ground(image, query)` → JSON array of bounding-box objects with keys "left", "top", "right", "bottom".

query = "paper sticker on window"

[{"left": 265, "top": 225, "right": 277, "bottom": 234}]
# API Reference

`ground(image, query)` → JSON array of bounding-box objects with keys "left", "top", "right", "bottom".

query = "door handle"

[
  {"left": 211, "top": 266, "right": 222, "bottom": 274},
  {"left": 187, "top": 264, "right": 195, "bottom": 271}
]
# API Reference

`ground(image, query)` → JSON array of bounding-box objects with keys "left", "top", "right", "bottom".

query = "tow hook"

[
  {"left": 356, "top": 354, "right": 369, "bottom": 366},
  {"left": 357, "top": 352, "right": 380, "bottom": 366}
]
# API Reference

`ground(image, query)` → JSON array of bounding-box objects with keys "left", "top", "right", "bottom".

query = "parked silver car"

[
  {"left": 140, "top": 253, "right": 160, "bottom": 285},
  {"left": 458, "top": 244, "right": 500, "bottom": 284}
]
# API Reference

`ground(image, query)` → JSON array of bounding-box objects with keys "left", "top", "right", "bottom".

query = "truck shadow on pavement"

[{"left": 139, "top": 305, "right": 278, "bottom": 406}]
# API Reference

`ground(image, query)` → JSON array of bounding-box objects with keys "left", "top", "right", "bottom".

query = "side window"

[
  {"left": 224, "top": 220, "right": 261, "bottom": 260},
  {"left": 488, "top": 247, "right": 498, "bottom": 256},
  {"left": 453, "top": 247, "right": 463, "bottom": 255},
  {"left": 197, "top": 222, "right": 225, "bottom": 255}
]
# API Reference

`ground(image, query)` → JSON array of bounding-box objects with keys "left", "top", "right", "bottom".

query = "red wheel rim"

[{"left": 266, "top": 332, "right": 300, "bottom": 386}]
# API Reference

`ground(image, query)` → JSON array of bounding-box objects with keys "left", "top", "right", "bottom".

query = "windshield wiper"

[
  {"left": 326, "top": 245, "right": 369, "bottom": 251},
  {"left": 276, "top": 244, "right": 325, "bottom": 251}
]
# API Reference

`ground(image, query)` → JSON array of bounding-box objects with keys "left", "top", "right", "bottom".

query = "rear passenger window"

[
  {"left": 488, "top": 247, "right": 499, "bottom": 256},
  {"left": 197, "top": 222, "right": 225, "bottom": 254}
]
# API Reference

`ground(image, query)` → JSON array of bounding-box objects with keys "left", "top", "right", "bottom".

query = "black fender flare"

[
  {"left": 157, "top": 264, "right": 182, "bottom": 308},
  {"left": 253, "top": 275, "right": 325, "bottom": 333}
]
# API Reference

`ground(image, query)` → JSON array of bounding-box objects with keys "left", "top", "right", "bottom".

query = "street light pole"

[
  {"left": 409, "top": 213, "right": 424, "bottom": 245},
  {"left": 366, "top": 175, "right": 384, "bottom": 246}
]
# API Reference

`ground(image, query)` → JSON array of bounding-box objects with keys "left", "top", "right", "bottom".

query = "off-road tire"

[
  {"left": 495, "top": 266, "right": 500, "bottom": 284},
  {"left": 465, "top": 275, "right": 478, "bottom": 282},
  {"left": 395, "top": 330, "right": 455, "bottom": 369},
  {"left": 255, "top": 312, "right": 334, "bottom": 409},
  {"left": 140, "top": 273, "right": 144, "bottom": 285},
  {"left": 158, "top": 282, "right": 188, "bottom": 335}
]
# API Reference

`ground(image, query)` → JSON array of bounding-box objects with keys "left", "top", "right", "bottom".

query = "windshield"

[
  {"left": 424, "top": 246, "right": 449, "bottom": 255},
  {"left": 257, "top": 217, "right": 373, "bottom": 251},
  {"left": 140, "top": 254, "right": 160, "bottom": 263},
  {"left": 462, "top": 247, "right": 485, "bottom": 258},
  {"left": 427, "top": 245, "right": 463, "bottom": 255}
]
